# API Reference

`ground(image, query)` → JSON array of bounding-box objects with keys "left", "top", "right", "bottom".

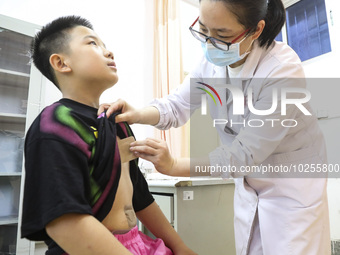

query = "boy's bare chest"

[{"left": 101, "top": 138, "right": 136, "bottom": 232}]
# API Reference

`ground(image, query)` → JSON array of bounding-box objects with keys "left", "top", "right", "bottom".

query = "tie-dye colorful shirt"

[{"left": 21, "top": 99, "right": 154, "bottom": 253}]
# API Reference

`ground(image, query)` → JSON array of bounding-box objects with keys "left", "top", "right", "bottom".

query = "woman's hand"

[
  {"left": 130, "top": 138, "right": 176, "bottom": 176},
  {"left": 130, "top": 138, "right": 209, "bottom": 177},
  {"left": 97, "top": 100, "right": 160, "bottom": 125},
  {"left": 97, "top": 99, "right": 141, "bottom": 124}
]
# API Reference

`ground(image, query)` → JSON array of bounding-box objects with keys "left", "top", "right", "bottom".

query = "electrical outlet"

[
  {"left": 183, "top": 191, "right": 194, "bottom": 200},
  {"left": 316, "top": 109, "right": 328, "bottom": 119}
]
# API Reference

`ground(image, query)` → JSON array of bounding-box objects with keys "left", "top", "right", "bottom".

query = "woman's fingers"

[
  {"left": 106, "top": 99, "right": 126, "bottom": 117},
  {"left": 97, "top": 99, "right": 138, "bottom": 124},
  {"left": 115, "top": 111, "right": 137, "bottom": 124},
  {"left": 130, "top": 138, "right": 161, "bottom": 151},
  {"left": 97, "top": 100, "right": 121, "bottom": 117},
  {"left": 130, "top": 138, "right": 173, "bottom": 173},
  {"left": 133, "top": 152, "right": 155, "bottom": 163},
  {"left": 97, "top": 103, "right": 111, "bottom": 115},
  {"left": 130, "top": 143, "right": 158, "bottom": 156}
]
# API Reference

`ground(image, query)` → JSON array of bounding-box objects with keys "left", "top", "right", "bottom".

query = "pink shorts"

[{"left": 114, "top": 226, "right": 173, "bottom": 255}]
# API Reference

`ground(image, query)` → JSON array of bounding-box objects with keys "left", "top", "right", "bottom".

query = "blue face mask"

[{"left": 201, "top": 37, "right": 252, "bottom": 66}]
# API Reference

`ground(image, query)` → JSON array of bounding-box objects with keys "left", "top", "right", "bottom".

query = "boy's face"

[{"left": 64, "top": 26, "right": 118, "bottom": 88}]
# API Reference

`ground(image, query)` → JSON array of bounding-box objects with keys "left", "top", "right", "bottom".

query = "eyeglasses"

[{"left": 189, "top": 16, "right": 250, "bottom": 51}]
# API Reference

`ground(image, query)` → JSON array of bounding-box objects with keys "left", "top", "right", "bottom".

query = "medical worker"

[{"left": 100, "top": 0, "right": 331, "bottom": 254}]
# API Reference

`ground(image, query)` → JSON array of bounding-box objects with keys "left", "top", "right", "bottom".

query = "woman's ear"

[
  {"left": 49, "top": 54, "right": 72, "bottom": 73},
  {"left": 251, "top": 20, "right": 266, "bottom": 40}
]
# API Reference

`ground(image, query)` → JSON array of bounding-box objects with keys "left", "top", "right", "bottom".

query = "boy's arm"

[
  {"left": 46, "top": 213, "right": 132, "bottom": 255},
  {"left": 136, "top": 202, "right": 197, "bottom": 255}
]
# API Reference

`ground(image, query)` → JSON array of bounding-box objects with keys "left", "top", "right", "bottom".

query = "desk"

[{"left": 144, "top": 176, "right": 236, "bottom": 255}]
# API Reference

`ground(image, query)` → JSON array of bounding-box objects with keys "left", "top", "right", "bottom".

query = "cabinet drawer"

[{"left": 152, "top": 193, "right": 174, "bottom": 225}]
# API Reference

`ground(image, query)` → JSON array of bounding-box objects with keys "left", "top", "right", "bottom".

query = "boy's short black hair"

[{"left": 31, "top": 16, "right": 93, "bottom": 88}]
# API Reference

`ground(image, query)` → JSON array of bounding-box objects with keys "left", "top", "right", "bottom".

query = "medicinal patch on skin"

[{"left": 117, "top": 136, "right": 137, "bottom": 163}]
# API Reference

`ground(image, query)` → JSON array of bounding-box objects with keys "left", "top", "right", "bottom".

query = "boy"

[{"left": 21, "top": 16, "right": 196, "bottom": 255}]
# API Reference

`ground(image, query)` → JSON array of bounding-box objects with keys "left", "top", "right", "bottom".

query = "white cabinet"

[
  {"left": 0, "top": 14, "right": 45, "bottom": 255},
  {"left": 144, "top": 178, "right": 235, "bottom": 255}
]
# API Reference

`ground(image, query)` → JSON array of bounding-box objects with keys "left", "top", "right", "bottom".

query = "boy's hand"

[
  {"left": 97, "top": 99, "right": 140, "bottom": 124},
  {"left": 130, "top": 138, "right": 176, "bottom": 176}
]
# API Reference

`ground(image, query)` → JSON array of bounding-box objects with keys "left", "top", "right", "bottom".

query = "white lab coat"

[{"left": 151, "top": 41, "right": 331, "bottom": 255}]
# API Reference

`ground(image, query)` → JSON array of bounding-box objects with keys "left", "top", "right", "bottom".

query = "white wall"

[
  {"left": 180, "top": 0, "right": 201, "bottom": 73},
  {"left": 0, "top": 0, "right": 155, "bottom": 140}
]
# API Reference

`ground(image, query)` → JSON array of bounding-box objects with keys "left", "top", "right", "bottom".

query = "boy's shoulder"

[
  {"left": 26, "top": 100, "right": 97, "bottom": 157},
  {"left": 27, "top": 101, "right": 67, "bottom": 133},
  {"left": 26, "top": 101, "right": 61, "bottom": 137}
]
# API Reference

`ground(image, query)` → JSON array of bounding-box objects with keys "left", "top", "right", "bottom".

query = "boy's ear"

[{"left": 49, "top": 54, "right": 72, "bottom": 73}]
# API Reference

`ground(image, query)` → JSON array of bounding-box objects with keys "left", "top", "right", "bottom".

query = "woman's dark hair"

[
  {"left": 200, "top": 0, "right": 286, "bottom": 48},
  {"left": 31, "top": 16, "right": 93, "bottom": 88}
]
